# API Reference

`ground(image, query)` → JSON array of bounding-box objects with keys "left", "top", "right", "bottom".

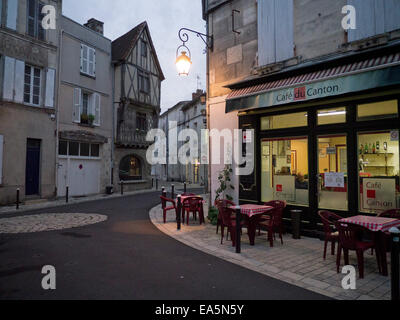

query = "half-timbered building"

[{"left": 112, "top": 22, "right": 164, "bottom": 191}]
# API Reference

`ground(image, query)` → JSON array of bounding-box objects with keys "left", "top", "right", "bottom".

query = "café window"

[
  {"left": 358, "top": 130, "right": 400, "bottom": 215},
  {"left": 357, "top": 100, "right": 398, "bottom": 121},
  {"left": 318, "top": 135, "right": 348, "bottom": 211},
  {"left": 317, "top": 107, "right": 347, "bottom": 126},
  {"left": 261, "top": 137, "right": 309, "bottom": 206},
  {"left": 261, "top": 112, "right": 308, "bottom": 130},
  {"left": 119, "top": 155, "right": 142, "bottom": 181}
]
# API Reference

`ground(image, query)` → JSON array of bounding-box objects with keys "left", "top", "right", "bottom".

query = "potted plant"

[
  {"left": 80, "top": 113, "right": 89, "bottom": 124},
  {"left": 88, "top": 114, "right": 95, "bottom": 125},
  {"left": 207, "top": 206, "right": 219, "bottom": 225}
]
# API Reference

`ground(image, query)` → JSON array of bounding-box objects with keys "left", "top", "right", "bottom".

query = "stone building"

[
  {"left": 112, "top": 22, "right": 164, "bottom": 192},
  {"left": 56, "top": 16, "right": 113, "bottom": 197},
  {"left": 0, "top": 0, "right": 61, "bottom": 205},
  {"left": 202, "top": 0, "right": 400, "bottom": 236},
  {"left": 155, "top": 90, "right": 207, "bottom": 185}
]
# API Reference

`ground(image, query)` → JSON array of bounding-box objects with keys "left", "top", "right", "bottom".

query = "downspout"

[
  {"left": 55, "top": 28, "right": 64, "bottom": 197},
  {"left": 206, "top": 11, "right": 211, "bottom": 196},
  {"left": 111, "top": 61, "right": 115, "bottom": 186}
]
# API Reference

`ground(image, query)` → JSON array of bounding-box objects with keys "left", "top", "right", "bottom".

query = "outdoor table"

[
  {"left": 230, "top": 204, "right": 274, "bottom": 247},
  {"left": 339, "top": 215, "right": 400, "bottom": 276}
]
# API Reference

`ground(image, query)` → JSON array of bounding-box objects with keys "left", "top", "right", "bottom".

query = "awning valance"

[{"left": 226, "top": 51, "right": 400, "bottom": 113}]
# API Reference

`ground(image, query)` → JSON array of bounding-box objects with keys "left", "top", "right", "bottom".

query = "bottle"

[
  {"left": 376, "top": 141, "right": 380, "bottom": 153},
  {"left": 365, "top": 143, "right": 369, "bottom": 154},
  {"left": 384, "top": 142, "right": 388, "bottom": 152},
  {"left": 360, "top": 144, "right": 364, "bottom": 155},
  {"left": 372, "top": 143, "right": 376, "bottom": 154}
]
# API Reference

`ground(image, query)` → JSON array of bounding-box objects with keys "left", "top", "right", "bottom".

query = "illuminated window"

[
  {"left": 357, "top": 100, "right": 398, "bottom": 121},
  {"left": 119, "top": 155, "right": 142, "bottom": 181},
  {"left": 317, "top": 107, "right": 347, "bottom": 125},
  {"left": 261, "top": 112, "right": 308, "bottom": 130}
]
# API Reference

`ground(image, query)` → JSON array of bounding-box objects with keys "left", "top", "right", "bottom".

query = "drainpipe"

[
  {"left": 55, "top": 28, "right": 64, "bottom": 197},
  {"left": 111, "top": 61, "right": 115, "bottom": 186},
  {"left": 206, "top": 13, "right": 211, "bottom": 196}
]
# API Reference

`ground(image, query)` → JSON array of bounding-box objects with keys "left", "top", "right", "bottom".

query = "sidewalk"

[{"left": 149, "top": 197, "right": 392, "bottom": 300}]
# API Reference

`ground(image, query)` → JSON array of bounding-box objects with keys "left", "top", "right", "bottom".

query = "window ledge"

[{"left": 80, "top": 72, "right": 96, "bottom": 79}]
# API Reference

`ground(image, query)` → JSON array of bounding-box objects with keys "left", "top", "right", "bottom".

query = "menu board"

[{"left": 324, "top": 172, "right": 345, "bottom": 188}]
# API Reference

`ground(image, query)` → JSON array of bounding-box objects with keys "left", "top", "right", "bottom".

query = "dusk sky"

[{"left": 63, "top": 0, "right": 207, "bottom": 113}]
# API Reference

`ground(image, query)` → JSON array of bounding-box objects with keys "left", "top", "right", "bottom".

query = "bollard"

[
  {"left": 121, "top": 180, "right": 124, "bottom": 195},
  {"left": 171, "top": 184, "right": 175, "bottom": 199},
  {"left": 184, "top": 182, "right": 187, "bottom": 194},
  {"left": 66, "top": 186, "right": 69, "bottom": 203},
  {"left": 235, "top": 206, "right": 241, "bottom": 254},
  {"left": 162, "top": 189, "right": 167, "bottom": 199},
  {"left": 390, "top": 227, "right": 400, "bottom": 301},
  {"left": 16, "top": 188, "right": 20, "bottom": 210},
  {"left": 152, "top": 178, "right": 154, "bottom": 189},
  {"left": 177, "top": 195, "right": 182, "bottom": 231},
  {"left": 156, "top": 179, "right": 159, "bottom": 190},
  {"left": 161, "top": 187, "right": 165, "bottom": 197}
]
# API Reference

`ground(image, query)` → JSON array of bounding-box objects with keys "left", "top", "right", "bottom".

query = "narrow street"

[{"left": 0, "top": 191, "right": 328, "bottom": 300}]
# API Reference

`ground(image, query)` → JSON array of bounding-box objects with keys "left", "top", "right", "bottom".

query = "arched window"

[{"left": 119, "top": 155, "right": 142, "bottom": 181}]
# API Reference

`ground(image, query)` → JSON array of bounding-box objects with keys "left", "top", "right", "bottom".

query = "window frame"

[
  {"left": 58, "top": 140, "right": 101, "bottom": 160},
  {"left": 138, "top": 71, "right": 150, "bottom": 94},
  {"left": 80, "top": 44, "right": 96, "bottom": 77},
  {"left": 24, "top": 64, "right": 42, "bottom": 107},
  {"left": 26, "top": 0, "right": 46, "bottom": 40}
]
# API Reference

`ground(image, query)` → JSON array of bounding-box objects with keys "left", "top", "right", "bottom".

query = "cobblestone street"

[{"left": 150, "top": 197, "right": 392, "bottom": 300}]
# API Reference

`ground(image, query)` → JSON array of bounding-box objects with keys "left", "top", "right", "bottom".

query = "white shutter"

[
  {"left": 258, "top": 0, "right": 276, "bottom": 66},
  {"left": 45, "top": 68, "right": 56, "bottom": 108},
  {"left": 14, "top": 59, "right": 25, "bottom": 103},
  {"left": 89, "top": 48, "right": 95, "bottom": 76},
  {"left": 384, "top": 0, "right": 400, "bottom": 33},
  {"left": 73, "top": 88, "right": 82, "bottom": 123},
  {"left": 6, "top": 0, "right": 18, "bottom": 30},
  {"left": 3, "top": 56, "right": 15, "bottom": 101},
  {"left": 93, "top": 93, "right": 101, "bottom": 126},
  {"left": 0, "top": 134, "right": 3, "bottom": 185},
  {"left": 81, "top": 45, "right": 88, "bottom": 74},
  {"left": 275, "top": 0, "right": 294, "bottom": 62},
  {"left": 80, "top": 45, "right": 84, "bottom": 72}
]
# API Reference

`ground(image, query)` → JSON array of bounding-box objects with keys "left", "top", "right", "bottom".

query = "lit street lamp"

[{"left": 175, "top": 28, "right": 213, "bottom": 77}]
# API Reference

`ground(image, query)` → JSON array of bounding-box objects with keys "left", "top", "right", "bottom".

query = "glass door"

[{"left": 317, "top": 134, "right": 348, "bottom": 211}]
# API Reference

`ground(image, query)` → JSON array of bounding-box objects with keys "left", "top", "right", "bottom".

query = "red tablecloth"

[
  {"left": 339, "top": 215, "right": 400, "bottom": 232},
  {"left": 230, "top": 205, "right": 274, "bottom": 218}
]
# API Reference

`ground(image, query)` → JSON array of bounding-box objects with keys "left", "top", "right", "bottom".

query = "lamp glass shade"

[{"left": 176, "top": 51, "right": 192, "bottom": 76}]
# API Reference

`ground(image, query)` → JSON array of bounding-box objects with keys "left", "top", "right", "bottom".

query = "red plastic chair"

[
  {"left": 258, "top": 200, "right": 286, "bottom": 247},
  {"left": 318, "top": 211, "right": 343, "bottom": 260},
  {"left": 215, "top": 199, "right": 236, "bottom": 234},
  {"left": 160, "top": 196, "right": 178, "bottom": 224},
  {"left": 378, "top": 209, "right": 400, "bottom": 219},
  {"left": 218, "top": 207, "right": 246, "bottom": 247},
  {"left": 182, "top": 197, "right": 204, "bottom": 225},
  {"left": 335, "top": 222, "right": 376, "bottom": 279}
]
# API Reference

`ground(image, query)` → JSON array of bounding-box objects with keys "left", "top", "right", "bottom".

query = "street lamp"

[{"left": 175, "top": 28, "right": 213, "bottom": 77}]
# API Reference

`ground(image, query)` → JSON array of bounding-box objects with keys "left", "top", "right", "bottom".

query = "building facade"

[
  {"left": 56, "top": 16, "right": 113, "bottom": 197},
  {"left": 0, "top": 0, "right": 61, "bottom": 205},
  {"left": 112, "top": 22, "right": 164, "bottom": 192},
  {"left": 156, "top": 90, "right": 207, "bottom": 185},
  {"left": 203, "top": 0, "right": 400, "bottom": 236}
]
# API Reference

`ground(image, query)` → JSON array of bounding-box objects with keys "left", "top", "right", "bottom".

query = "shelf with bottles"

[{"left": 359, "top": 141, "right": 392, "bottom": 156}]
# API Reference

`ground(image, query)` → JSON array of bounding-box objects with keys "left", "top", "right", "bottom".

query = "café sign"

[{"left": 362, "top": 178, "right": 396, "bottom": 211}]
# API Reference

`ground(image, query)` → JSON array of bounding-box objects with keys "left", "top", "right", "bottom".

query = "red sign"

[
  {"left": 294, "top": 86, "right": 306, "bottom": 101},
  {"left": 276, "top": 185, "right": 283, "bottom": 192},
  {"left": 367, "top": 190, "right": 376, "bottom": 199}
]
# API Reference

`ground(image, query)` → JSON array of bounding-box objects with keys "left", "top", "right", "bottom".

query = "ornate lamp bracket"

[{"left": 178, "top": 28, "right": 214, "bottom": 52}]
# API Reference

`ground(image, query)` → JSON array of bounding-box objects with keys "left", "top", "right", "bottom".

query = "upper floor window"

[
  {"left": 257, "top": 0, "right": 294, "bottom": 66},
  {"left": 24, "top": 64, "right": 41, "bottom": 106},
  {"left": 80, "top": 44, "right": 96, "bottom": 77},
  {"left": 348, "top": 0, "right": 400, "bottom": 42},
  {"left": 138, "top": 71, "right": 150, "bottom": 94},
  {"left": 1, "top": 0, "right": 18, "bottom": 30},
  {"left": 27, "top": 0, "right": 45, "bottom": 40},
  {"left": 141, "top": 40, "right": 147, "bottom": 58},
  {"left": 136, "top": 112, "right": 147, "bottom": 131},
  {"left": 73, "top": 88, "right": 101, "bottom": 126}
]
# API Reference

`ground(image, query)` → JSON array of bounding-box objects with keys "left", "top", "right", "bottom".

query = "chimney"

[
  {"left": 84, "top": 18, "right": 104, "bottom": 35},
  {"left": 192, "top": 89, "right": 204, "bottom": 101}
]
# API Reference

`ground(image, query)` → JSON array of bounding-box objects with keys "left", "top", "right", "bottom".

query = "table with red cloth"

[
  {"left": 339, "top": 215, "right": 400, "bottom": 276},
  {"left": 230, "top": 204, "right": 274, "bottom": 246}
]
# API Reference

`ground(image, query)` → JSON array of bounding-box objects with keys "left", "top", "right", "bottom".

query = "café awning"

[{"left": 226, "top": 51, "right": 400, "bottom": 113}]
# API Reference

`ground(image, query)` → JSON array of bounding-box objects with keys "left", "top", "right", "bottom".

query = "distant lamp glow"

[{"left": 176, "top": 50, "right": 192, "bottom": 76}]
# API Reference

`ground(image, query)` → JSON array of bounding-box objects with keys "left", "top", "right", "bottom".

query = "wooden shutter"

[
  {"left": 3, "top": 57, "right": 15, "bottom": 101},
  {"left": 14, "top": 59, "right": 25, "bottom": 103},
  {"left": 6, "top": 0, "right": 18, "bottom": 30},
  {"left": 38, "top": 2, "right": 45, "bottom": 40},
  {"left": 275, "top": 0, "right": 294, "bottom": 62},
  {"left": 81, "top": 45, "right": 88, "bottom": 74},
  {"left": 45, "top": 68, "right": 55, "bottom": 108},
  {"left": 93, "top": 93, "right": 101, "bottom": 126},
  {"left": 0, "top": 134, "right": 3, "bottom": 185},
  {"left": 73, "top": 88, "right": 82, "bottom": 123},
  {"left": 258, "top": 0, "right": 276, "bottom": 66},
  {"left": 88, "top": 48, "right": 96, "bottom": 76}
]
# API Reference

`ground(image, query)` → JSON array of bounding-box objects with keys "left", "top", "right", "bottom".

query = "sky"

[{"left": 62, "top": 0, "right": 207, "bottom": 113}]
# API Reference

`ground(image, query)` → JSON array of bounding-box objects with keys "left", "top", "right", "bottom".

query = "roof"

[
  {"left": 227, "top": 50, "right": 400, "bottom": 101},
  {"left": 160, "top": 101, "right": 191, "bottom": 118},
  {"left": 112, "top": 21, "right": 165, "bottom": 80}
]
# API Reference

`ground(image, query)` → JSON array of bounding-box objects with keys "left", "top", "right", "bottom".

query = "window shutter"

[
  {"left": 275, "top": 0, "right": 294, "bottom": 62},
  {"left": 27, "top": 0, "right": 36, "bottom": 36},
  {"left": 38, "top": 2, "right": 46, "bottom": 40},
  {"left": 80, "top": 45, "right": 83, "bottom": 72},
  {"left": 258, "top": 0, "right": 276, "bottom": 66},
  {"left": 45, "top": 68, "right": 55, "bottom": 108},
  {"left": 88, "top": 48, "right": 96, "bottom": 76},
  {"left": 0, "top": 134, "right": 3, "bottom": 185},
  {"left": 6, "top": 0, "right": 18, "bottom": 30},
  {"left": 3, "top": 57, "right": 15, "bottom": 101},
  {"left": 384, "top": 0, "right": 400, "bottom": 33},
  {"left": 73, "top": 88, "right": 82, "bottom": 123},
  {"left": 14, "top": 59, "right": 25, "bottom": 103},
  {"left": 0, "top": 0, "right": 3, "bottom": 26},
  {"left": 93, "top": 93, "right": 101, "bottom": 126}
]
